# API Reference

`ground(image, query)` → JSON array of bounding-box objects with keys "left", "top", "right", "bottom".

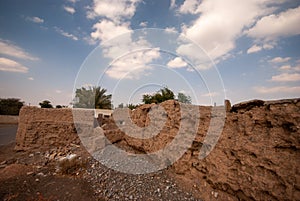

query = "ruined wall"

[
  {"left": 15, "top": 106, "right": 79, "bottom": 151},
  {"left": 15, "top": 99, "right": 300, "bottom": 200},
  {"left": 174, "top": 99, "right": 300, "bottom": 200}
]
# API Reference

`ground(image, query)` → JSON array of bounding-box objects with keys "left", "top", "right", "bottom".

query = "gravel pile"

[{"left": 85, "top": 159, "right": 202, "bottom": 201}]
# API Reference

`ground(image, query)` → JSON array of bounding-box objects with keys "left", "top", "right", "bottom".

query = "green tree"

[
  {"left": 0, "top": 98, "right": 24, "bottom": 115},
  {"left": 73, "top": 86, "right": 112, "bottom": 109},
  {"left": 142, "top": 94, "right": 153, "bottom": 104},
  {"left": 127, "top": 103, "right": 138, "bottom": 110},
  {"left": 177, "top": 92, "right": 192, "bottom": 104},
  {"left": 39, "top": 100, "right": 53, "bottom": 108},
  {"left": 142, "top": 87, "right": 175, "bottom": 104}
]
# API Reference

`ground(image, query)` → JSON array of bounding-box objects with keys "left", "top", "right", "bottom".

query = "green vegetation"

[
  {"left": 0, "top": 98, "right": 24, "bottom": 115},
  {"left": 73, "top": 86, "right": 112, "bottom": 109},
  {"left": 127, "top": 103, "right": 139, "bottom": 110},
  {"left": 39, "top": 100, "right": 53, "bottom": 108},
  {"left": 142, "top": 87, "right": 175, "bottom": 104},
  {"left": 177, "top": 92, "right": 192, "bottom": 104}
]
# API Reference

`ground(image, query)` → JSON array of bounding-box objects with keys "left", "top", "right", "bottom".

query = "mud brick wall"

[
  {"left": 15, "top": 99, "right": 300, "bottom": 200},
  {"left": 15, "top": 106, "right": 79, "bottom": 151}
]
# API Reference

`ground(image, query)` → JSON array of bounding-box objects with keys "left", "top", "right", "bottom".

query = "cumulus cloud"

[
  {"left": 26, "top": 16, "right": 44, "bottom": 24},
  {"left": 247, "top": 6, "right": 300, "bottom": 41},
  {"left": 88, "top": 0, "right": 142, "bottom": 43},
  {"left": 28, "top": 77, "right": 34, "bottom": 80},
  {"left": 165, "top": 27, "right": 177, "bottom": 33},
  {"left": 87, "top": 0, "right": 141, "bottom": 23},
  {"left": 269, "top": 56, "right": 291, "bottom": 63},
  {"left": 0, "top": 57, "right": 28, "bottom": 73},
  {"left": 178, "top": 0, "right": 278, "bottom": 62},
  {"left": 106, "top": 48, "right": 160, "bottom": 79},
  {"left": 279, "top": 65, "right": 291, "bottom": 71},
  {"left": 63, "top": 6, "right": 76, "bottom": 14},
  {"left": 91, "top": 20, "right": 131, "bottom": 42},
  {"left": 179, "top": 0, "right": 201, "bottom": 14},
  {"left": 0, "top": 39, "right": 39, "bottom": 61},
  {"left": 270, "top": 73, "right": 300, "bottom": 82},
  {"left": 247, "top": 44, "right": 262, "bottom": 54},
  {"left": 54, "top": 27, "right": 78, "bottom": 41},
  {"left": 254, "top": 86, "right": 300, "bottom": 94},
  {"left": 167, "top": 57, "right": 188, "bottom": 68}
]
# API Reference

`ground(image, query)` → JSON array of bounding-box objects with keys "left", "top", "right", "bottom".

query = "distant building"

[{"left": 95, "top": 109, "right": 113, "bottom": 118}]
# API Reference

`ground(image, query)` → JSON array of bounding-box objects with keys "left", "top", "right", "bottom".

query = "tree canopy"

[
  {"left": 39, "top": 100, "right": 53, "bottom": 108},
  {"left": 73, "top": 86, "right": 112, "bottom": 109},
  {"left": 142, "top": 87, "right": 175, "bottom": 104},
  {"left": 0, "top": 98, "right": 24, "bottom": 115},
  {"left": 177, "top": 92, "right": 192, "bottom": 104}
]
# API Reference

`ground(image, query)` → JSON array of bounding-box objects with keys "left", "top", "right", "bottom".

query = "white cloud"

[
  {"left": 27, "top": 16, "right": 44, "bottom": 24},
  {"left": 67, "top": 0, "right": 77, "bottom": 3},
  {"left": 87, "top": 0, "right": 141, "bottom": 23},
  {"left": 106, "top": 48, "right": 160, "bottom": 79},
  {"left": 247, "top": 44, "right": 262, "bottom": 54},
  {"left": 170, "top": 0, "right": 176, "bottom": 9},
  {"left": 0, "top": 39, "right": 39, "bottom": 61},
  {"left": 175, "top": 41, "right": 212, "bottom": 69},
  {"left": 55, "top": 27, "right": 78, "bottom": 41},
  {"left": 262, "top": 43, "right": 275, "bottom": 50},
  {"left": 254, "top": 86, "right": 300, "bottom": 94},
  {"left": 202, "top": 92, "right": 219, "bottom": 97},
  {"left": 278, "top": 64, "right": 300, "bottom": 72},
  {"left": 55, "top": 90, "right": 62, "bottom": 94},
  {"left": 294, "top": 65, "right": 300, "bottom": 72},
  {"left": 91, "top": 20, "right": 131, "bottom": 42},
  {"left": 179, "top": 0, "right": 200, "bottom": 14},
  {"left": 279, "top": 65, "right": 291, "bottom": 71},
  {"left": 83, "top": 36, "right": 97, "bottom": 46},
  {"left": 63, "top": 6, "right": 76, "bottom": 14},
  {"left": 0, "top": 57, "right": 28, "bottom": 73},
  {"left": 87, "top": 0, "right": 160, "bottom": 80},
  {"left": 247, "top": 6, "right": 300, "bottom": 41},
  {"left": 139, "top": 21, "right": 147, "bottom": 27},
  {"left": 28, "top": 77, "right": 34, "bottom": 80},
  {"left": 179, "top": 0, "right": 278, "bottom": 61},
  {"left": 165, "top": 27, "right": 177, "bottom": 33},
  {"left": 270, "top": 73, "right": 300, "bottom": 82},
  {"left": 167, "top": 57, "right": 188, "bottom": 68},
  {"left": 269, "top": 56, "right": 291, "bottom": 63}
]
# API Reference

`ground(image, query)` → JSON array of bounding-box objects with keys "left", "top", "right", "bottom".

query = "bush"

[{"left": 0, "top": 98, "right": 24, "bottom": 115}]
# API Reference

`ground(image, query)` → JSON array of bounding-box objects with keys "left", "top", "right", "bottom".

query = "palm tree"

[{"left": 73, "top": 86, "right": 112, "bottom": 109}]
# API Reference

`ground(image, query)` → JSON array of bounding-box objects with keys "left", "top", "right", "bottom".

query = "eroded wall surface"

[{"left": 15, "top": 99, "right": 300, "bottom": 200}]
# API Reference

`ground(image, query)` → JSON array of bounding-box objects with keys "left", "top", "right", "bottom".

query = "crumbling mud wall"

[
  {"left": 15, "top": 99, "right": 300, "bottom": 200},
  {"left": 15, "top": 107, "right": 79, "bottom": 151}
]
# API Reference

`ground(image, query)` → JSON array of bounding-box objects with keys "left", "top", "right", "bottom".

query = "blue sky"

[{"left": 0, "top": 0, "right": 300, "bottom": 106}]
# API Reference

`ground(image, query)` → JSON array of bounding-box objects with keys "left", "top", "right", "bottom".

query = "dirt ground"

[
  {"left": 0, "top": 142, "right": 99, "bottom": 201},
  {"left": 0, "top": 141, "right": 207, "bottom": 201}
]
